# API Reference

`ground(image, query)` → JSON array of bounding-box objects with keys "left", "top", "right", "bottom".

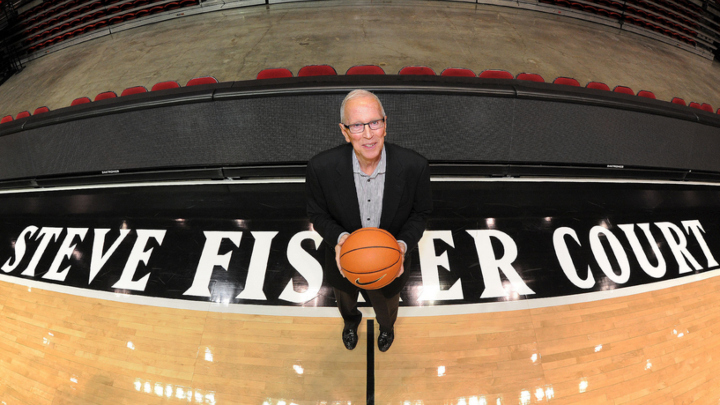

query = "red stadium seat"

[
  {"left": 701, "top": 103, "right": 714, "bottom": 112},
  {"left": 398, "top": 66, "right": 436, "bottom": 75},
  {"left": 148, "top": 5, "right": 164, "bottom": 14},
  {"left": 478, "top": 69, "right": 514, "bottom": 79},
  {"left": 613, "top": 85, "right": 634, "bottom": 95},
  {"left": 637, "top": 90, "right": 656, "bottom": 99},
  {"left": 151, "top": 81, "right": 180, "bottom": 91},
  {"left": 186, "top": 76, "right": 219, "bottom": 86},
  {"left": 95, "top": 91, "right": 118, "bottom": 101},
  {"left": 586, "top": 81, "right": 610, "bottom": 91},
  {"left": 16, "top": 111, "right": 31, "bottom": 119},
  {"left": 120, "top": 86, "right": 148, "bottom": 96},
  {"left": 553, "top": 77, "right": 580, "bottom": 86},
  {"left": 345, "top": 65, "right": 386, "bottom": 75},
  {"left": 71, "top": 96, "right": 91, "bottom": 106},
  {"left": 689, "top": 102, "right": 702, "bottom": 109},
  {"left": 1, "top": 115, "right": 13, "bottom": 124},
  {"left": 163, "top": 2, "right": 181, "bottom": 11},
  {"left": 257, "top": 68, "right": 293, "bottom": 79},
  {"left": 122, "top": 12, "right": 138, "bottom": 22},
  {"left": 440, "top": 68, "right": 476, "bottom": 77},
  {"left": 516, "top": 73, "right": 545, "bottom": 82},
  {"left": 34, "top": 106, "right": 50, "bottom": 114},
  {"left": 298, "top": 65, "right": 337, "bottom": 77},
  {"left": 671, "top": 97, "right": 686, "bottom": 106}
]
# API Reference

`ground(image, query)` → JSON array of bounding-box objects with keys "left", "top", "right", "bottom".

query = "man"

[{"left": 306, "top": 89, "right": 432, "bottom": 352}]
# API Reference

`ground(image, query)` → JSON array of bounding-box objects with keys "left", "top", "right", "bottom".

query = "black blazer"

[{"left": 306, "top": 142, "right": 433, "bottom": 296}]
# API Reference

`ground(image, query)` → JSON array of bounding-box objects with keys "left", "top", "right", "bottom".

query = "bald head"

[{"left": 340, "top": 90, "right": 386, "bottom": 124}]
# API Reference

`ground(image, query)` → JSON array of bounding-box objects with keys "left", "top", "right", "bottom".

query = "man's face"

[{"left": 339, "top": 95, "right": 387, "bottom": 165}]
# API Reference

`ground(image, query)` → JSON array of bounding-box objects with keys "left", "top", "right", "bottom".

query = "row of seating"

[
  {"left": 21, "top": 0, "right": 198, "bottom": 54},
  {"left": 23, "top": 0, "right": 117, "bottom": 33},
  {"left": 0, "top": 76, "right": 218, "bottom": 123},
  {"left": 540, "top": 0, "right": 701, "bottom": 46},
  {"left": 625, "top": 0, "right": 701, "bottom": 28},
  {"left": 2, "top": 65, "right": 718, "bottom": 123},
  {"left": 628, "top": 0, "right": 699, "bottom": 29},
  {"left": 19, "top": 0, "right": 94, "bottom": 21},
  {"left": 626, "top": 5, "right": 698, "bottom": 36},
  {"left": 261, "top": 65, "right": 717, "bottom": 110}
]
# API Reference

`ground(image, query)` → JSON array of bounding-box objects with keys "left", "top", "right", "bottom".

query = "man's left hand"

[{"left": 397, "top": 241, "right": 406, "bottom": 277}]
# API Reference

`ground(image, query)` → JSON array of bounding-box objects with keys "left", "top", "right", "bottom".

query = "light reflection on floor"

[{"left": 134, "top": 378, "right": 217, "bottom": 404}]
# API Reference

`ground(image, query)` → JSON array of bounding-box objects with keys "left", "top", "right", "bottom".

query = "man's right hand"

[{"left": 335, "top": 233, "right": 350, "bottom": 277}]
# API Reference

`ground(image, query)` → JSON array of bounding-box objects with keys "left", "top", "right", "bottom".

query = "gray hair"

[{"left": 340, "top": 89, "right": 386, "bottom": 124}]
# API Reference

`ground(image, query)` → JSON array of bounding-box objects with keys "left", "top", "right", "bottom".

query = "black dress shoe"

[
  {"left": 342, "top": 327, "right": 358, "bottom": 350},
  {"left": 378, "top": 330, "right": 394, "bottom": 352}
]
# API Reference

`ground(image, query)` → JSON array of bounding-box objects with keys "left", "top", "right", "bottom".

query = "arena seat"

[
  {"left": 586, "top": 81, "right": 610, "bottom": 91},
  {"left": 95, "top": 91, "right": 118, "bottom": 101},
  {"left": 151, "top": 81, "right": 181, "bottom": 91},
  {"left": 517, "top": 73, "right": 545, "bottom": 82},
  {"left": 689, "top": 102, "right": 702, "bottom": 109},
  {"left": 120, "top": 86, "right": 148, "bottom": 96},
  {"left": 34, "top": 106, "right": 50, "bottom": 114},
  {"left": 16, "top": 111, "right": 31, "bottom": 119},
  {"left": 440, "top": 68, "right": 476, "bottom": 77},
  {"left": 700, "top": 103, "right": 714, "bottom": 112},
  {"left": 345, "top": 65, "right": 386, "bottom": 75},
  {"left": 298, "top": 65, "right": 337, "bottom": 77},
  {"left": 0, "top": 115, "right": 13, "bottom": 124},
  {"left": 123, "top": 12, "right": 138, "bottom": 22},
  {"left": 163, "top": 2, "right": 181, "bottom": 11},
  {"left": 257, "top": 68, "right": 293, "bottom": 79},
  {"left": 613, "top": 85, "right": 635, "bottom": 95},
  {"left": 478, "top": 69, "right": 514, "bottom": 79},
  {"left": 553, "top": 77, "right": 580, "bottom": 86},
  {"left": 186, "top": 76, "right": 219, "bottom": 86},
  {"left": 71, "top": 97, "right": 91, "bottom": 106},
  {"left": 398, "top": 66, "right": 436, "bottom": 75},
  {"left": 120, "top": 1, "right": 135, "bottom": 11},
  {"left": 637, "top": 90, "right": 656, "bottom": 99},
  {"left": 670, "top": 97, "right": 686, "bottom": 106}
]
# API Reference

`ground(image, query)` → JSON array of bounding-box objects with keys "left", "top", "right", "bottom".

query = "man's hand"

[
  {"left": 335, "top": 234, "right": 350, "bottom": 277},
  {"left": 397, "top": 241, "right": 406, "bottom": 277}
]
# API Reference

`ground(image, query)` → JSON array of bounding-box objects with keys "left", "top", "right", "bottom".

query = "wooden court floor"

[{"left": 0, "top": 274, "right": 719, "bottom": 404}]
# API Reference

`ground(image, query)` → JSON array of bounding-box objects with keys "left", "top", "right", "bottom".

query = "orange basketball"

[{"left": 340, "top": 227, "right": 402, "bottom": 290}]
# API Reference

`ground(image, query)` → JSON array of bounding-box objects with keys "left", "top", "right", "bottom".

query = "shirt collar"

[{"left": 352, "top": 145, "right": 386, "bottom": 179}]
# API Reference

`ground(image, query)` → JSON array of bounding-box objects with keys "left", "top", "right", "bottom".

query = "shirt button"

[
  {"left": 367, "top": 218, "right": 370, "bottom": 221},
  {"left": 367, "top": 179, "right": 370, "bottom": 182},
  {"left": 367, "top": 199, "right": 371, "bottom": 202}
]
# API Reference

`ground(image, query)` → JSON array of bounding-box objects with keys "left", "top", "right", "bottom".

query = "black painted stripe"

[{"left": 367, "top": 319, "right": 375, "bottom": 405}]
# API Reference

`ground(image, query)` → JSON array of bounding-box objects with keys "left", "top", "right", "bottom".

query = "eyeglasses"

[{"left": 341, "top": 118, "right": 385, "bottom": 134}]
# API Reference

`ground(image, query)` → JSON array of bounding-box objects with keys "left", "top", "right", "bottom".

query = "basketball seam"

[
  {"left": 340, "top": 245, "right": 401, "bottom": 258},
  {"left": 341, "top": 255, "right": 401, "bottom": 275}
]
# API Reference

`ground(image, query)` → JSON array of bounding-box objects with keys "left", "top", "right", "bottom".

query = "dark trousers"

[{"left": 334, "top": 287, "right": 400, "bottom": 333}]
